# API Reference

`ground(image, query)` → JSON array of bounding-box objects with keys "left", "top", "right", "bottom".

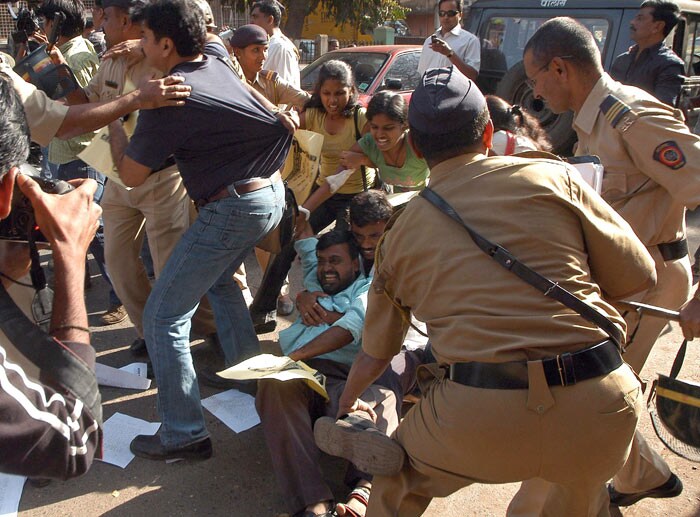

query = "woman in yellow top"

[{"left": 299, "top": 60, "right": 371, "bottom": 233}]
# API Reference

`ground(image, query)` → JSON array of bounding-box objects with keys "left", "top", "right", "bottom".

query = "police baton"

[{"left": 618, "top": 300, "right": 680, "bottom": 322}]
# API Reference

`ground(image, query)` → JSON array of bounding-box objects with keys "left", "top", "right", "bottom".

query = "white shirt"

[
  {"left": 417, "top": 24, "right": 480, "bottom": 75},
  {"left": 266, "top": 28, "right": 300, "bottom": 88}
]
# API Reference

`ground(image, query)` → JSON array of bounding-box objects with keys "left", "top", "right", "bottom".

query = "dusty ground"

[{"left": 13, "top": 211, "right": 700, "bottom": 516}]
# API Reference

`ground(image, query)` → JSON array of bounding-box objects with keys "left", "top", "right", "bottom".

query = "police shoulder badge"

[
  {"left": 599, "top": 94, "right": 636, "bottom": 130},
  {"left": 653, "top": 140, "right": 686, "bottom": 169}
]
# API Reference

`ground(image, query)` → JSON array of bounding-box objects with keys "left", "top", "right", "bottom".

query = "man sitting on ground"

[
  {"left": 256, "top": 229, "right": 400, "bottom": 517},
  {"left": 296, "top": 190, "right": 428, "bottom": 398}
]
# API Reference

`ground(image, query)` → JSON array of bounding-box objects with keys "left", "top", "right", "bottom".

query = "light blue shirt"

[{"left": 279, "top": 237, "right": 372, "bottom": 366}]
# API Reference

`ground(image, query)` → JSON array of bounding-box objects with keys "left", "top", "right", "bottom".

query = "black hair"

[
  {"left": 349, "top": 190, "right": 393, "bottom": 228},
  {"left": 251, "top": 1, "right": 281, "bottom": 27},
  {"left": 438, "top": 0, "right": 462, "bottom": 12},
  {"left": 641, "top": 0, "right": 681, "bottom": 37},
  {"left": 36, "top": 0, "right": 86, "bottom": 38},
  {"left": 131, "top": 0, "right": 205, "bottom": 57},
  {"left": 524, "top": 17, "right": 602, "bottom": 74},
  {"left": 366, "top": 91, "right": 407, "bottom": 125},
  {"left": 0, "top": 74, "right": 30, "bottom": 177},
  {"left": 304, "top": 60, "right": 359, "bottom": 117},
  {"left": 486, "top": 95, "right": 552, "bottom": 152},
  {"left": 316, "top": 230, "right": 360, "bottom": 259},
  {"left": 410, "top": 107, "right": 490, "bottom": 163}
]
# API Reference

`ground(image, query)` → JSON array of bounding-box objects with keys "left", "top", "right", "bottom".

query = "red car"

[{"left": 300, "top": 45, "right": 422, "bottom": 106}]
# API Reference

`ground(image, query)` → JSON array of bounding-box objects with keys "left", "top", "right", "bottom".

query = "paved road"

[{"left": 15, "top": 211, "right": 700, "bottom": 516}]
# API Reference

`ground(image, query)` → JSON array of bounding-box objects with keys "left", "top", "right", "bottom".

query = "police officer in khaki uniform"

[
  {"left": 230, "top": 24, "right": 309, "bottom": 110},
  {"left": 318, "top": 66, "right": 656, "bottom": 516},
  {"left": 515, "top": 17, "right": 700, "bottom": 509}
]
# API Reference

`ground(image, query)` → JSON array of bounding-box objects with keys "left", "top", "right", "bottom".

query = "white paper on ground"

[
  {"left": 0, "top": 473, "right": 26, "bottom": 517},
  {"left": 99, "top": 413, "right": 161, "bottom": 469},
  {"left": 201, "top": 389, "right": 260, "bottom": 433},
  {"left": 95, "top": 362, "right": 152, "bottom": 390}
]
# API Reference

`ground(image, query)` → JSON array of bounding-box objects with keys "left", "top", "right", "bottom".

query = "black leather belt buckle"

[
  {"left": 449, "top": 340, "right": 622, "bottom": 390},
  {"left": 557, "top": 352, "right": 576, "bottom": 386},
  {"left": 658, "top": 238, "right": 688, "bottom": 261}
]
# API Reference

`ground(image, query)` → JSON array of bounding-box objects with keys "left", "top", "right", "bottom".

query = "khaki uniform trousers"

[
  {"left": 508, "top": 255, "right": 691, "bottom": 514},
  {"left": 367, "top": 363, "right": 642, "bottom": 517},
  {"left": 102, "top": 169, "right": 216, "bottom": 337},
  {"left": 615, "top": 254, "right": 691, "bottom": 493}
]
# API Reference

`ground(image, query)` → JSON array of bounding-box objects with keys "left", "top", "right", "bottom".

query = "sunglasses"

[{"left": 439, "top": 9, "right": 459, "bottom": 17}]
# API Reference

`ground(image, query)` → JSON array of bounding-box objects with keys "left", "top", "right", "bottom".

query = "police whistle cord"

[{"left": 419, "top": 187, "right": 625, "bottom": 350}]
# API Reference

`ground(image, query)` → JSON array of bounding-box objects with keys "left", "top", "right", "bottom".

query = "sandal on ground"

[
  {"left": 314, "top": 413, "right": 405, "bottom": 476},
  {"left": 335, "top": 486, "right": 371, "bottom": 517}
]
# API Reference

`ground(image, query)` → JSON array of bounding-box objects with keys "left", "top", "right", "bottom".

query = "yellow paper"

[
  {"left": 77, "top": 78, "right": 139, "bottom": 188},
  {"left": 218, "top": 353, "right": 328, "bottom": 399},
  {"left": 282, "top": 129, "right": 324, "bottom": 204}
]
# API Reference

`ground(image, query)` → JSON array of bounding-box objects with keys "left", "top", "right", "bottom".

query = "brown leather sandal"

[{"left": 335, "top": 486, "right": 371, "bottom": 517}]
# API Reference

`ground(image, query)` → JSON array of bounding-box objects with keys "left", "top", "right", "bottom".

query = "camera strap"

[{"left": 27, "top": 214, "right": 53, "bottom": 331}]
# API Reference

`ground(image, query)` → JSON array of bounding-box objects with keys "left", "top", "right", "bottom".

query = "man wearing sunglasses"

[{"left": 417, "top": 0, "right": 480, "bottom": 80}]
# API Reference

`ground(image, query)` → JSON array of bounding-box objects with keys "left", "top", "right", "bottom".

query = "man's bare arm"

[
  {"left": 287, "top": 327, "right": 354, "bottom": 362},
  {"left": 107, "top": 120, "right": 153, "bottom": 187},
  {"left": 57, "top": 76, "right": 191, "bottom": 139},
  {"left": 16, "top": 175, "right": 101, "bottom": 343}
]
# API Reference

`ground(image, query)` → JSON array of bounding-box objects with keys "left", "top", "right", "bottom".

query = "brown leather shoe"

[
  {"left": 100, "top": 305, "right": 128, "bottom": 325},
  {"left": 608, "top": 473, "right": 683, "bottom": 506}
]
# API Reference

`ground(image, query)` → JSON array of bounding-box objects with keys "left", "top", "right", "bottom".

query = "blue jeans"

[
  {"left": 143, "top": 180, "right": 285, "bottom": 447},
  {"left": 58, "top": 159, "right": 120, "bottom": 307}
]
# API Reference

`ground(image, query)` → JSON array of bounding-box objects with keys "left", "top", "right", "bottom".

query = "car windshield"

[{"left": 300, "top": 52, "right": 390, "bottom": 93}]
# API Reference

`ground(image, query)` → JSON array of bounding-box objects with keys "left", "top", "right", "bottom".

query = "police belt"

[
  {"left": 196, "top": 171, "right": 281, "bottom": 207},
  {"left": 448, "top": 339, "right": 622, "bottom": 390},
  {"left": 657, "top": 238, "right": 688, "bottom": 261}
]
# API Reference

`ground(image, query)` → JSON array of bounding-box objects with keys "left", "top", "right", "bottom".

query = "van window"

[
  {"left": 480, "top": 16, "right": 611, "bottom": 73},
  {"left": 681, "top": 16, "right": 700, "bottom": 75}
]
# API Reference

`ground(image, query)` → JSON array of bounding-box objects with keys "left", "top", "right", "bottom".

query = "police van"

[{"left": 464, "top": 0, "right": 700, "bottom": 153}]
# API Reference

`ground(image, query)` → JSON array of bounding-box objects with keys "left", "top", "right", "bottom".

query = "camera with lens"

[
  {"left": 11, "top": 6, "right": 41, "bottom": 46},
  {"left": 0, "top": 166, "right": 74, "bottom": 243}
]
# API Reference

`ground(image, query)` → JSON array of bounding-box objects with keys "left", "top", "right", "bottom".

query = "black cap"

[
  {"left": 408, "top": 67, "right": 487, "bottom": 135},
  {"left": 230, "top": 24, "right": 269, "bottom": 48}
]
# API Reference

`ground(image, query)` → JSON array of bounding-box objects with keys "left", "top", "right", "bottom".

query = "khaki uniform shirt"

[
  {"left": 84, "top": 57, "right": 159, "bottom": 102},
  {"left": 249, "top": 69, "right": 309, "bottom": 109},
  {"left": 363, "top": 154, "right": 655, "bottom": 364},
  {"left": 574, "top": 73, "right": 700, "bottom": 252},
  {"left": 0, "top": 62, "right": 68, "bottom": 147}
]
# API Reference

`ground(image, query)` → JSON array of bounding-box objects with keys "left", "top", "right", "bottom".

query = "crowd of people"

[{"left": 1, "top": 0, "right": 700, "bottom": 516}]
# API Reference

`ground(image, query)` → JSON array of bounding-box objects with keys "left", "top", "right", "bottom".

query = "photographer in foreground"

[{"left": 0, "top": 75, "right": 103, "bottom": 478}]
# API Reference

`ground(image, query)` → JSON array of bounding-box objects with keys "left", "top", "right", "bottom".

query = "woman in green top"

[
  {"left": 297, "top": 92, "right": 429, "bottom": 235},
  {"left": 348, "top": 91, "right": 429, "bottom": 192}
]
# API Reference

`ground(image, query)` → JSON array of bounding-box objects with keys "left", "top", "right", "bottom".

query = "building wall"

[{"left": 405, "top": 13, "right": 436, "bottom": 37}]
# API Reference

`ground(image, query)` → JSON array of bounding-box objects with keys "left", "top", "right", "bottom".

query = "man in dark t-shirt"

[
  {"left": 107, "top": 0, "right": 294, "bottom": 461},
  {"left": 610, "top": 0, "right": 685, "bottom": 107}
]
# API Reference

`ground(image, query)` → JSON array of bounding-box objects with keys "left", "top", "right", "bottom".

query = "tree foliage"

[{"left": 282, "top": 0, "right": 409, "bottom": 40}]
